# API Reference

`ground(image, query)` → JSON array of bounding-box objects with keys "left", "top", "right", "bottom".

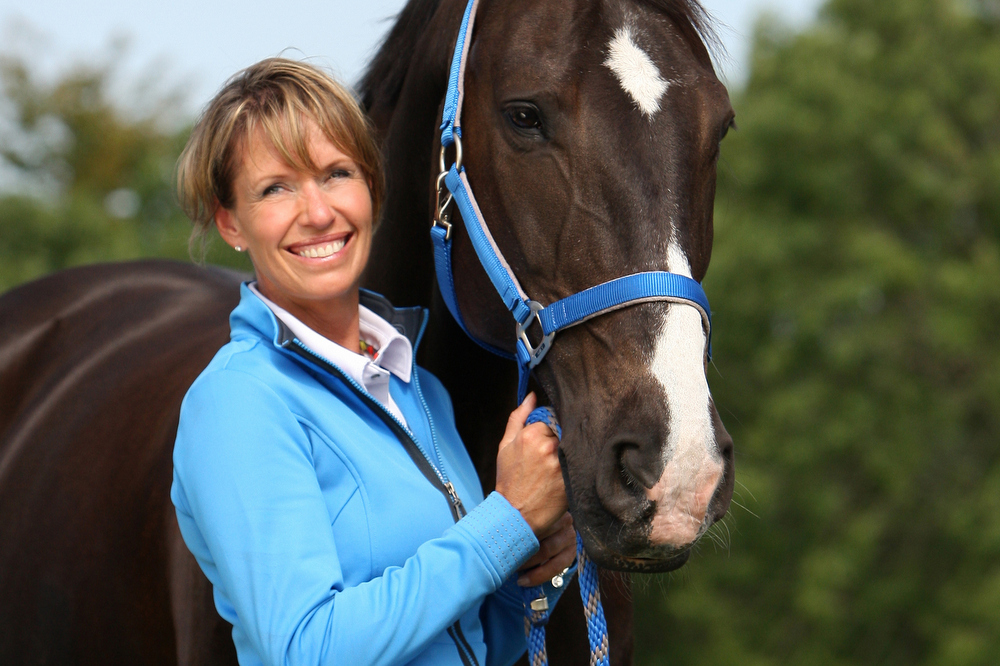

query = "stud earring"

[{"left": 234, "top": 246, "right": 242, "bottom": 252}]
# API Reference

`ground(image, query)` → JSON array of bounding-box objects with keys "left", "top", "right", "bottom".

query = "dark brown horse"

[{"left": 0, "top": 0, "right": 734, "bottom": 663}]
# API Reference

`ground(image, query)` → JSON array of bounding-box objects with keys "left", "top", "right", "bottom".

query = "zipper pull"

[{"left": 444, "top": 482, "right": 466, "bottom": 516}]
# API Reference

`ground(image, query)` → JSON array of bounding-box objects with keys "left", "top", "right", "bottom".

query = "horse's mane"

[
  {"left": 358, "top": 0, "right": 443, "bottom": 113},
  {"left": 357, "top": 0, "right": 720, "bottom": 114}
]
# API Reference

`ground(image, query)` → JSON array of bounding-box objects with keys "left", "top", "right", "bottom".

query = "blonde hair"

[{"left": 177, "top": 58, "right": 383, "bottom": 256}]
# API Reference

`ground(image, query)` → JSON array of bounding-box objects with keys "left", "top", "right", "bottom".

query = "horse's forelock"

[{"left": 631, "top": 0, "right": 725, "bottom": 67}]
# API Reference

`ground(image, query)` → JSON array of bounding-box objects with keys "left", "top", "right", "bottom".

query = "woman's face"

[{"left": 216, "top": 118, "right": 373, "bottom": 325}]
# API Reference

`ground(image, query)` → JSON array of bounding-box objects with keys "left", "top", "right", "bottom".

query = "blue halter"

[
  {"left": 432, "top": 0, "right": 712, "bottom": 403},
  {"left": 431, "top": 0, "right": 713, "bottom": 663}
]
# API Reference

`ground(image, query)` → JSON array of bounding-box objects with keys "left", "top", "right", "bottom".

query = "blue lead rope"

[{"left": 523, "top": 407, "right": 609, "bottom": 666}]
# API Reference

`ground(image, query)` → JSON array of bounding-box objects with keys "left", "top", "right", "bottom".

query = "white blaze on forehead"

[
  {"left": 646, "top": 240, "right": 722, "bottom": 547},
  {"left": 604, "top": 26, "right": 670, "bottom": 117}
]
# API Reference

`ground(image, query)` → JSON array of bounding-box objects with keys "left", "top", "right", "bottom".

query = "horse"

[{"left": 0, "top": 0, "right": 734, "bottom": 663}]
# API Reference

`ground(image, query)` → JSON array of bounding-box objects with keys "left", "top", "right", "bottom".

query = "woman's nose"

[{"left": 300, "top": 181, "right": 335, "bottom": 227}]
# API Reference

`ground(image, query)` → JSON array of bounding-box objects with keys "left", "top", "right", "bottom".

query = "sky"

[{"left": 0, "top": 0, "right": 825, "bottom": 116}]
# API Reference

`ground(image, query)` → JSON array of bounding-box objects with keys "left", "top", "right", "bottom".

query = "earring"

[{"left": 234, "top": 246, "right": 242, "bottom": 252}]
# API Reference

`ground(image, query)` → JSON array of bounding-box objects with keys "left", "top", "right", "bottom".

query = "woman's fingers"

[
  {"left": 519, "top": 513, "right": 574, "bottom": 571},
  {"left": 498, "top": 392, "right": 537, "bottom": 452},
  {"left": 517, "top": 520, "right": 578, "bottom": 587},
  {"left": 534, "top": 511, "right": 573, "bottom": 542}
]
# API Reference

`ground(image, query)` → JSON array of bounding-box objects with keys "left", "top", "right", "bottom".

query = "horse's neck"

[
  {"left": 362, "top": 103, "right": 440, "bottom": 307},
  {"left": 423, "top": 303, "right": 521, "bottom": 489},
  {"left": 361, "top": 0, "right": 520, "bottom": 477}
]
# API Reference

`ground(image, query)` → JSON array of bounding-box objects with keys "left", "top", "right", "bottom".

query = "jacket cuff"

[{"left": 453, "top": 491, "right": 538, "bottom": 584}]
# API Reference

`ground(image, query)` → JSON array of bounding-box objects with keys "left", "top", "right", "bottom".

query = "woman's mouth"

[{"left": 290, "top": 235, "right": 349, "bottom": 259}]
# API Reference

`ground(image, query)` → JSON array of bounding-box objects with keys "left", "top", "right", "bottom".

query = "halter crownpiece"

[{"left": 432, "top": 0, "right": 714, "bottom": 662}]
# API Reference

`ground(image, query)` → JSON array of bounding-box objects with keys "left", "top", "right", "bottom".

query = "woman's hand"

[
  {"left": 495, "top": 392, "right": 568, "bottom": 537},
  {"left": 517, "top": 512, "right": 576, "bottom": 587}
]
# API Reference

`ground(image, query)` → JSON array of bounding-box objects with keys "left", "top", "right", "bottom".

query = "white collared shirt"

[{"left": 249, "top": 283, "right": 413, "bottom": 428}]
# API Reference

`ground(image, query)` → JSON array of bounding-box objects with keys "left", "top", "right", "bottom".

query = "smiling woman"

[{"left": 169, "top": 57, "right": 581, "bottom": 666}]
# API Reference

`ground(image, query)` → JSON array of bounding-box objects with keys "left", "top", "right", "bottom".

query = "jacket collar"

[{"left": 230, "top": 283, "right": 428, "bottom": 352}]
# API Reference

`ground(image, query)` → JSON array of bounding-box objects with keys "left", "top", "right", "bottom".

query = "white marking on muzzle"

[
  {"left": 604, "top": 26, "right": 669, "bottom": 117},
  {"left": 646, "top": 243, "right": 722, "bottom": 547}
]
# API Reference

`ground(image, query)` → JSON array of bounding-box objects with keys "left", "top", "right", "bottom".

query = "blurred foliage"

[
  {"left": 635, "top": 0, "right": 1000, "bottom": 664},
  {"left": 0, "top": 48, "right": 250, "bottom": 291}
]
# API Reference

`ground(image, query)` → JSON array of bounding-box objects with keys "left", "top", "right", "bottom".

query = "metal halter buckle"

[{"left": 516, "top": 301, "right": 556, "bottom": 369}]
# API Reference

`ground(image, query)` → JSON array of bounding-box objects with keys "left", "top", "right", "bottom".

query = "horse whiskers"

[
  {"left": 703, "top": 519, "right": 731, "bottom": 554},
  {"left": 600, "top": 570, "right": 634, "bottom": 603},
  {"left": 729, "top": 497, "right": 760, "bottom": 520},
  {"left": 719, "top": 402, "right": 744, "bottom": 427},
  {"left": 735, "top": 479, "right": 758, "bottom": 503}
]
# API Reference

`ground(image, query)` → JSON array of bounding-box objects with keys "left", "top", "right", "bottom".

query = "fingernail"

[{"left": 517, "top": 576, "right": 529, "bottom": 586}]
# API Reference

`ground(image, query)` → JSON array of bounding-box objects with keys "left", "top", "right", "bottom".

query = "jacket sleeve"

[{"left": 171, "top": 369, "right": 538, "bottom": 666}]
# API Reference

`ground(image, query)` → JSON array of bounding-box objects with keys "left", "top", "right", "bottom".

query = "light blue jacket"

[{"left": 171, "top": 285, "right": 568, "bottom": 666}]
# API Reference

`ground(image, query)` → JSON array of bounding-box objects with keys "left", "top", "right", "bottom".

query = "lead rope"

[{"left": 523, "top": 408, "right": 610, "bottom": 666}]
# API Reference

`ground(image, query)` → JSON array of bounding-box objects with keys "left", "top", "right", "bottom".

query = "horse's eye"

[{"left": 505, "top": 104, "right": 544, "bottom": 132}]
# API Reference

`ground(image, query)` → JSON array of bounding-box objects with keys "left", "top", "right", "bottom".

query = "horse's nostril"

[{"left": 618, "top": 442, "right": 663, "bottom": 491}]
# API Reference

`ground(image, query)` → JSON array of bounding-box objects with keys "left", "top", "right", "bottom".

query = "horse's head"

[{"left": 446, "top": 0, "right": 735, "bottom": 572}]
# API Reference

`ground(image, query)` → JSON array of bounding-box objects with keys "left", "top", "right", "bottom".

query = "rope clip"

[
  {"left": 433, "top": 170, "right": 454, "bottom": 240},
  {"left": 433, "top": 136, "right": 464, "bottom": 241}
]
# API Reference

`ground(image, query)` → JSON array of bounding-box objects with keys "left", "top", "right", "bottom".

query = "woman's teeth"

[{"left": 297, "top": 239, "right": 346, "bottom": 258}]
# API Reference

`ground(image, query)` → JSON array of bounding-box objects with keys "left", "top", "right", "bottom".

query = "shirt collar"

[{"left": 248, "top": 283, "right": 413, "bottom": 384}]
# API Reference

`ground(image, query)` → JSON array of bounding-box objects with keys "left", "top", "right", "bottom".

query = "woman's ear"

[{"left": 214, "top": 207, "right": 245, "bottom": 251}]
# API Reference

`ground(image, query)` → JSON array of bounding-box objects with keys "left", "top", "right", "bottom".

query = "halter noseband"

[{"left": 432, "top": 0, "right": 713, "bottom": 403}]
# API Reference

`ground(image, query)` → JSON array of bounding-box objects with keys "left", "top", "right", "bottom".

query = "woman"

[{"left": 171, "top": 58, "right": 576, "bottom": 666}]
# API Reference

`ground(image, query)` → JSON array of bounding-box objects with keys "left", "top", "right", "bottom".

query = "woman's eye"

[
  {"left": 262, "top": 184, "right": 283, "bottom": 196},
  {"left": 329, "top": 169, "right": 351, "bottom": 179},
  {"left": 505, "top": 104, "right": 544, "bottom": 132}
]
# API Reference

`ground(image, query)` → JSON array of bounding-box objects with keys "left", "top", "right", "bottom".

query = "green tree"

[
  {"left": 636, "top": 1, "right": 1000, "bottom": 664},
  {"left": 0, "top": 47, "right": 248, "bottom": 292}
]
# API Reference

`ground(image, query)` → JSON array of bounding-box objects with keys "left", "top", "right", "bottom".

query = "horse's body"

[
  {"left": 0, "top": 261, "right": 242, "bottom": 664},
  {"left": 0, "top": 0, "right": 733, "bottom": 663}
]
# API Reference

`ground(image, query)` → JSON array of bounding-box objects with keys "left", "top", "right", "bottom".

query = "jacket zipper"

[
  {"left": 447, "top": 621, "right": 480, "bottom": 666},
  {"left": 450, "top": 620, "right": 481, "bottom": 666},
  {"left": 280, "top": 339, "right": 467, "bottom": 522},
  {"left": 280, "top": 332, "right": 477, "bottom": 664},
  {"left": 412, "top": 361, "right": 467, "bottom": 518}
]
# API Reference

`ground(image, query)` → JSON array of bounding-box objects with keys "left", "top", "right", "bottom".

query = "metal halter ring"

[
  {"left": 439, "top": 134, "right": 463, "bottom": 173},
  {"left": 516, "top": 301, "right": 556, "bottom": 369}
]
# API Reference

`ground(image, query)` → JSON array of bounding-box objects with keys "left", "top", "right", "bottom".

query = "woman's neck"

[{"left": 257, "top": 283, "right": 362, "bottom": 352}]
